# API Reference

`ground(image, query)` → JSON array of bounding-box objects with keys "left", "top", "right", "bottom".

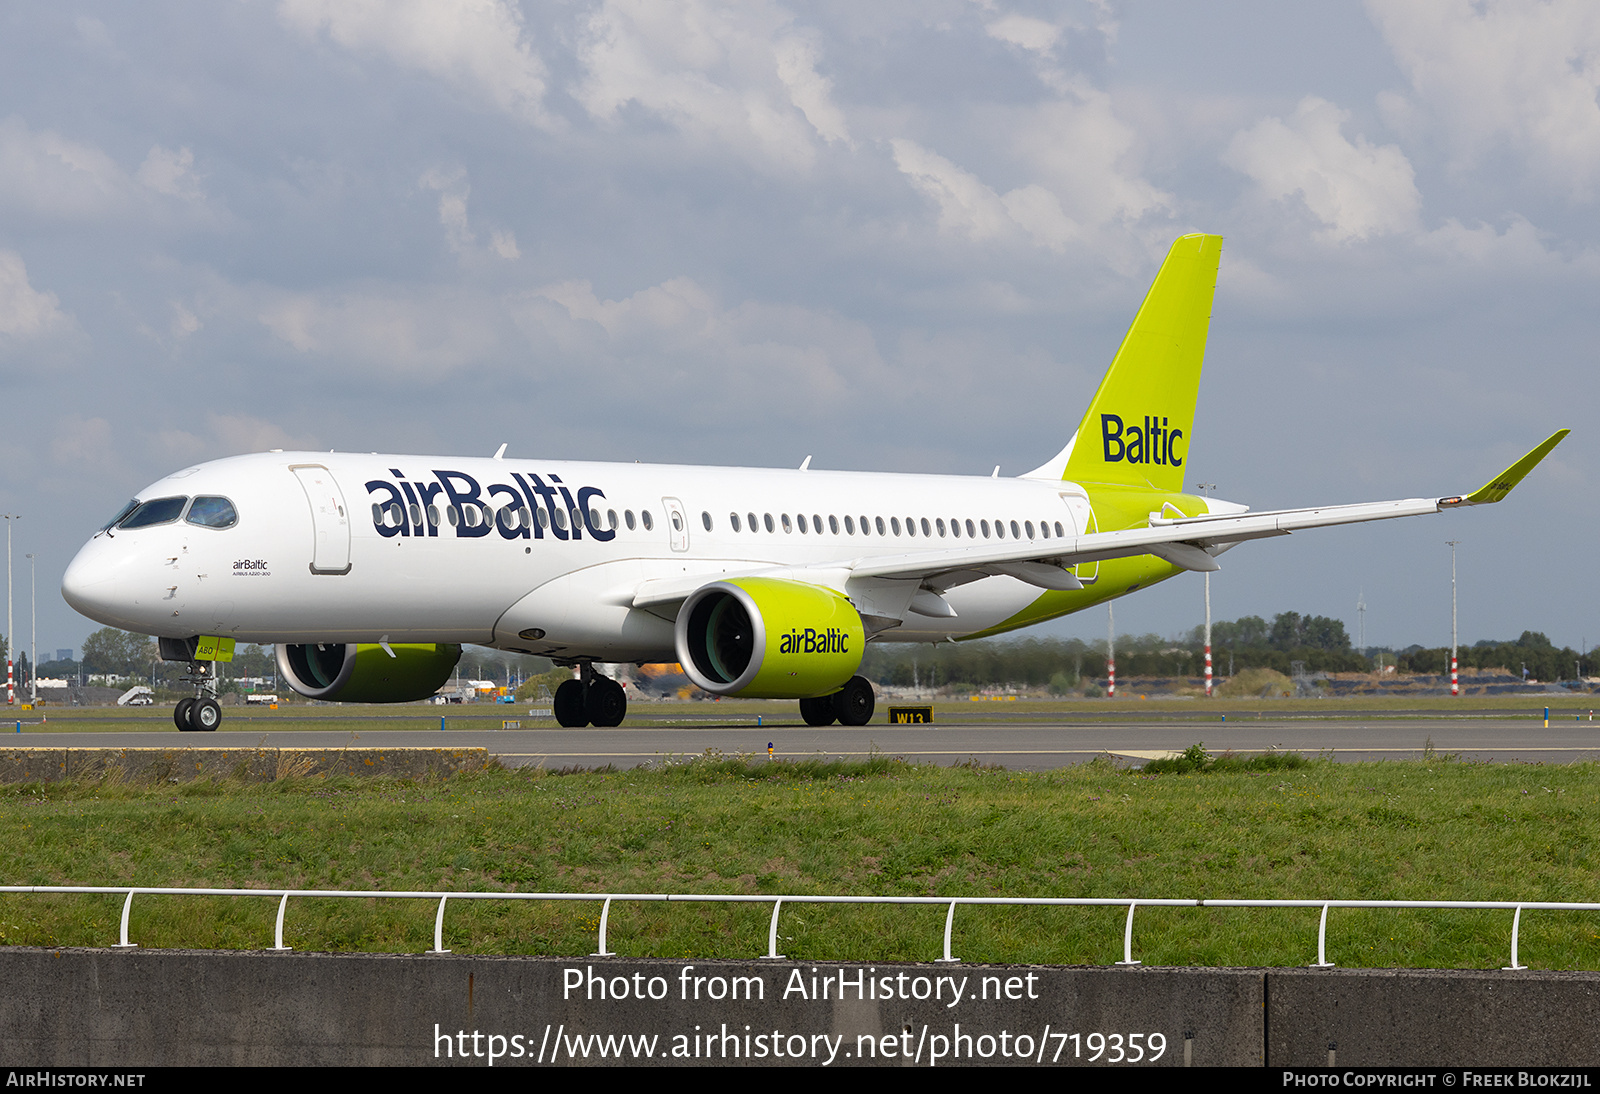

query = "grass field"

[
  {"left": 4, "top": 748, "right": 1600, "bottom": 970},
  {"left": 10, "top": 691, "right": 1600, "bottom": 733}
]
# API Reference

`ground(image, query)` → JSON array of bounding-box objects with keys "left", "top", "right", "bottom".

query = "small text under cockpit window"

[
  {"left": 186, "top": 496, "right": 239, "bottom": 529},
  {"left": 119, "top": 496, "right": 188, "bottom": 529}
]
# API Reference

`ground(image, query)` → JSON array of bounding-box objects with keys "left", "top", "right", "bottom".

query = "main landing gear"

[
  {"left": 799, "top": 675, "right": 875, "bottom": 727},
  {"left": 174, "top": 661, "right": 222, "bottom": 732},
  {"left": 553, "top": 664, "right": 628, "bottom": 728}
]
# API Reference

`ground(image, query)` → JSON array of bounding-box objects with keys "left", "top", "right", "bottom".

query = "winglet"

[{"left": 1442, "top": 429, "right": 1569, "bottom": 507}]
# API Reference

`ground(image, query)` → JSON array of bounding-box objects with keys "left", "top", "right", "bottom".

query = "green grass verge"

[{"left": 3, "top": 752, "right": 1599, "bottom": 970}]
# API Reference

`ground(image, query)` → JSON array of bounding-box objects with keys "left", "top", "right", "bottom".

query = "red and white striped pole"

[
  {"left": 1203, "top": 566, "right": 1213, "bottom": 698},
  {"left": 1451, "top": 653, "right": 1459, "bottom": 697},
  {"left": 1107, "top": 603, "right": 1116, "bottom": 699}
]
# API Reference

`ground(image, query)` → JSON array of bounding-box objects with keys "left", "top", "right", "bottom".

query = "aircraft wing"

[{"left": 632, "top": 430, "right": 1567, "bottom": 611}]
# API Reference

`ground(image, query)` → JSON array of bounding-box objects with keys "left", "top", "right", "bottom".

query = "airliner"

[{"left": 60, "top": 234, "right": 1567, "bottom": 732}]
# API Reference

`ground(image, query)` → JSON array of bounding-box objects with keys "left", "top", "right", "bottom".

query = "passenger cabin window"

[
  {"left": 781, "top": 514, "right": 792, "bottom": 533},
  {"left": 844, "top": 515, "right": 855, "bottom": 535},
  {"left": 701, "top": 511, "right": 713, "bottom": 531},
  {"left": 829, "top": 515, "right": 839, "bottom": 535},
  {"left": 120, "top": 496, "right": 188, "bottom": 529},
  {"left": 186, "top": 496, "right": 238, "bottom": 529},
  {"left": 748, "top": 512, "right": 758, "bottom": 531},
  {"left": 730, "top": 513, "right": 741, "bottom": 532},
  {"left": 625, "top": 510, "right": 636, "bottom": 530},
  {"left": 642, "top": 510, "right": 654, "bottom": 531}
]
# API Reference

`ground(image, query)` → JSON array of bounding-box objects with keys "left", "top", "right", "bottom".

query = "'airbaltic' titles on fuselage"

[
  {"left": 1101, "top": 414, "right": 1184, "bottom": 467},
  {"left": 778, "top": 628, "right": 851, "bottom": 655},
  {"left": 363, "top": 468, "right": 614, "bottom": 543}
]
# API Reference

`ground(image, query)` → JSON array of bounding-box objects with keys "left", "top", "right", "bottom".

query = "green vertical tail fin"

[{"left": 1055, "top": 233, "right": 1222, "bottom": 492}]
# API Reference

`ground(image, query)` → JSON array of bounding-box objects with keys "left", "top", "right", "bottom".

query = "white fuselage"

[{"left": 62, "top": 451, "right": 1111, "bottom": 662}]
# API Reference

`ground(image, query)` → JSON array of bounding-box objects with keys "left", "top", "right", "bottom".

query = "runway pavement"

[{"left": 9, "top": 716, "right": 1600, "bottom": 770}]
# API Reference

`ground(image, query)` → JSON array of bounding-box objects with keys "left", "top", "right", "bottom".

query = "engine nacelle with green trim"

[
  {"left": 675, "top": 578, "right": 865, "bottom": 699},
  {"left": 276, "top": 642, "right": 462, "bottom": 703}
]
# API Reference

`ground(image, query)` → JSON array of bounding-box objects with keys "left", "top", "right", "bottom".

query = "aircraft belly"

[{"left": 494, "top": 559, "right": 676, "bottom": 661}]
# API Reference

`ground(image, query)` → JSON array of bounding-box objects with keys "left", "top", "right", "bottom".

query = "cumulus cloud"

[
  {"left": 135, "top": 145, "right": 203, "bottom": 200},
  {"left": 1370, "top": 0, "right": 1600, "bottom": 197},
  {"left": 0, "top": 116, "right": 126, "bottom": 218},
  {"left": 48, "top": 415, "right": 116, "bottom": 469},
  {"left": 1225, "top": 96, "right": 1420, "bottom": 242},
  {"left": 524, "top": 276, "right": 882, "bottom": 407},
  {"left": 154, "top": 413, "right": 321, "bottom": 463},
  {"left": 418, "top": 166, "right": 519, "bottom": 261},
  {"left": 0, "top": 251, "right": 66, "bottom": 337},
  {"left": 891, "top": 102, "right": 1169, "bottom": 255},
  {"left": 985, "top": 14, "right": 1063, "bottom": 56},
  {"left": 279, "top": 0, "right": 553, "bottom": 126},
  {"left": 574, "top": 0, "right": 850, "bottom": 169},
  {"left": 257, "top": 285, "right": 512, "bottom": 375}
]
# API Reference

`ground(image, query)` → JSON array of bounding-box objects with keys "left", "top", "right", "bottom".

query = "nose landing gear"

[{"left": 174, "top": 660, "right": 221, "bottom": 732}]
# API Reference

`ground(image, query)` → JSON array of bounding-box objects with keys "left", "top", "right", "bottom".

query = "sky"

[{"left": 1, "top": 0, "right": 1596, "bottom": 662}]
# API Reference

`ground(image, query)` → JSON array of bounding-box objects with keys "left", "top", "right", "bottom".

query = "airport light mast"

[
  {"left": 3, "top": 514, "right": 15, "bottom": 706},
  {"left": 1446, "top": 540, "right": 1460, "bottom": 697},
  {"left": 26, "top": 553, "right": 35, "bottom": 705}
]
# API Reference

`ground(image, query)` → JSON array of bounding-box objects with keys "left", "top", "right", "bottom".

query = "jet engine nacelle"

[
  {"left": 675, "top": 578, "right": 865, "bottom": 699},
  {"left": 276, "top": 642, "right": 462, "bottom": 703}
]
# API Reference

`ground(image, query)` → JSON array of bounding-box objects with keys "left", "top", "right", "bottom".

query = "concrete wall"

[
  {"left": 3, "top": 949, "right": 1597, "bottom": 1067},
  {"left": 0, "top": 747, "right": 488, "bottom": 784}
]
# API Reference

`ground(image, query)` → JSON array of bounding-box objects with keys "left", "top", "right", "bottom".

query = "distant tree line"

[
  {"left": 1398, "top": 631, "right": 1585, "bottom": 682},
  {"left": 33, "top": 618, "right": 1593, "bottom": 697}
]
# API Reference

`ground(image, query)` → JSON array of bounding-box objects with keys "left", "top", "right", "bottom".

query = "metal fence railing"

[{"left": 2, "top": 885, "right": 1594, "bottom": 970}]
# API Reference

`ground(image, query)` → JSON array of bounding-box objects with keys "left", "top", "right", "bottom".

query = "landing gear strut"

[
  {"left": 553, "top": 664, "right": 629, "bottom": 728},
  {"left": 798, "top": 676, "right": 876, "bottom": 727},
  {"left": 174, "top": 660, "right": 221, "bottom": 732}
]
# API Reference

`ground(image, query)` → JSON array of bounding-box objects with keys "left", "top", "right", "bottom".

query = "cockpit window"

[
  {"left": 101, "top": 500, "right": 140, "bottom": 531},
  {"left": 118, "top": 496, "right": 188, "bottom": 529},
  {"left": 186, "top": 496, "right": 239, "bottom": 529}
]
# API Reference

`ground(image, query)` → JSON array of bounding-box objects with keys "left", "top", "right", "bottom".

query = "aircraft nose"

[{"left": 61, "top": 538, "right": 128, "bottom": 628}]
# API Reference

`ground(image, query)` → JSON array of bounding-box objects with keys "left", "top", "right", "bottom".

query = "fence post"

[
  {"left": 1311, "top": 903, "right": 1335, "bottom": 967},
  {"left": 761, "top": 898, "right": 785, "bottom": 960},
  {"left": 937, "top": 901, "right": 960, "bottom": 963},
  {"left": 591, "top": 896, "right": 615, "bottom": 957},
  {"left": 1115, "top": 902, "right": 1141, "bottom": 965},
  {"left": 115, "top": 889, "right": 137, "bottom": 949},
  {"left": 272, "top": 893, "right": 292, "bottom": 951},
  {"left": 1503, "top": 905, "right": 1528, "bottom": 970},
  {"left": 431, "top": 895, "right": 450, "bottom": 955}
]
